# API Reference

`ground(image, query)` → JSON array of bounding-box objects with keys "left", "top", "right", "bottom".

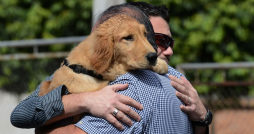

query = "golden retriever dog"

[{"left": 39, "top": 14, "right": 168, "bottom": 97}]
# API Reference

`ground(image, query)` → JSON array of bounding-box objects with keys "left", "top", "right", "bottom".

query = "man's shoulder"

[
  {"left": 113, "top": 69, "right": 160, "bottom": 82},
  {"left": 109, "top": 69, "right": 162, "bottom": 93},
  {"left": 167, "top": 65, "right": 185, "bottom": 78}
]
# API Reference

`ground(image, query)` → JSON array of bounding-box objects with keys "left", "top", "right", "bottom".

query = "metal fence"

[
  {"left": 177, "top": 62, "right": 254, "bottom": 134},
  {"left": 177, "top": 63, "right": 254, "bottom": 110},
  {"left": 177, "top": 62, "right": 254, "bottom": 86},
  {"left": 0, "top": 36, "right": 87, "bottom": 60}
]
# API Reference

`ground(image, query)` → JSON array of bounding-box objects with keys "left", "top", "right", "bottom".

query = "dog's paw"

[{"left": 152, "top": 59, "right": 168, "bottom": 74}]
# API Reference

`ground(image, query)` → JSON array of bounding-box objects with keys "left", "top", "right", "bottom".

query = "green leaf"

[{"left": 195, "top": 85, "right": 210, "bottom": 94}]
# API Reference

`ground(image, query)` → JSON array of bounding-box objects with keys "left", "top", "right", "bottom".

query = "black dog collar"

[{"left": 63, "top": 59, "right": 103, "bottom": 80}]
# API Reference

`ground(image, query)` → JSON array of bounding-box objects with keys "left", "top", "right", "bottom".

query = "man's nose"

[{"left": 163, "top": 47, "right": 173, "bottom": 56}]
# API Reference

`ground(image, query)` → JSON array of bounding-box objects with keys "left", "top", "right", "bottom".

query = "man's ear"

[{"left": 90, "top": 31, "right": 114, "bottom": 74}]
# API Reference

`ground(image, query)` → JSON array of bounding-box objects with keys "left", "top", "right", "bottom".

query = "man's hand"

[
  {"left": 169, "top": 75, "right": 207, "bottom": 121},
  {"left": 82, "top": 84, "right": 143, "bottom": 130}
]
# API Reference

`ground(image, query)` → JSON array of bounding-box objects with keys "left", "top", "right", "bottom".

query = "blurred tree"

[{"left": 0, "top": 0, "right": 92, "bottom": 95}]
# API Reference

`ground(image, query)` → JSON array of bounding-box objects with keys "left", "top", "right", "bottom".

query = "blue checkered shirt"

[
  {"left": 75, "top": 68, "right": 193, "bottom": 134},
  {"left": 10, "top": 66, "right": 193, "bottom": 133}
]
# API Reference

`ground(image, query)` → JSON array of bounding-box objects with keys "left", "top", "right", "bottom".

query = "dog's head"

[{"left": 90, "top": 15, "right": 158, "bottom": 74}]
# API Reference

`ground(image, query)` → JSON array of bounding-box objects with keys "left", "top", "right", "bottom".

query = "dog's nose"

[{"left": 146, "top": 52, "right": 158, "bottom": 66}]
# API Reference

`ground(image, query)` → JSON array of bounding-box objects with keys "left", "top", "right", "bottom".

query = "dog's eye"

[{"left": 123, "top": 35, "right": 133, "bottom": 41}]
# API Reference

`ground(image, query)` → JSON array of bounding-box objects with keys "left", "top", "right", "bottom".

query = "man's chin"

[
  {"left": 166, "top": 59, "right": 169, "bottom": 64},
  {"left": 160, "top": 58, "right": 169, "bottom": 64}
]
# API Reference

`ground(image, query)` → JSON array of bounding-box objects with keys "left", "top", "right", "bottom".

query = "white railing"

[
  {"left": 176, "top": 62, "right": 254, "bottom": 86},
  {"left": 0, "top": 36, "right": 87, "bottom": 60}
]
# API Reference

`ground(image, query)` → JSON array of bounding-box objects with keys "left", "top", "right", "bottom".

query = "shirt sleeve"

[
  {"left": 74, "top": 76, "right": 146, "bottom": 134},
  {"left": 10, "top": 75, "right": 72, "bottom": 128}
]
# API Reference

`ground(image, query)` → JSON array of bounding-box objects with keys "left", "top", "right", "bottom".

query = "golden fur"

[{"left": 39, "top": 15, "right": 168, "bottom": 97}]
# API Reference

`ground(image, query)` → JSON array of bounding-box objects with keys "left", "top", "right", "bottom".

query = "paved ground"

[
  {"left": 211, "top": 109, "right": 254, "bottom": 134},
  {"left": 0, "top": 90, "right": 34, "bottom": 134}
]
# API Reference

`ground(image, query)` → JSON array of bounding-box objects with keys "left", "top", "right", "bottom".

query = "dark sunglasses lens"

[
  {"left": 155, "top": 36, "right": 166, "bottom": 49},
  {"left": 155, "top": 34, "right": 173, "bottom": 49}
]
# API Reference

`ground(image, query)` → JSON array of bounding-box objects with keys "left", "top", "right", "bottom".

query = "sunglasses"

[{"left": 155, "top": 33, "right": 175, "bottom": 50}]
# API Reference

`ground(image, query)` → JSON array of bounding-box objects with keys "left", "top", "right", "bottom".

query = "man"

[
  {"left": 128, "top": 2, "right": 211, "bottom": 134},
  {"left": 11, "top": 2, "right": 211, "bottom": 134},
  {"left": 35, "top": 4, "right": 193, "bottom": 134}
]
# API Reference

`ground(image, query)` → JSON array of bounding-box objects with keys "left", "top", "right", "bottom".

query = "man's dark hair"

[
  {"left": 127, "top": 2, "right": 170, "bottom": 23},
  {"left": 95, "top": 3, "right": 157, "bottom": 51}
]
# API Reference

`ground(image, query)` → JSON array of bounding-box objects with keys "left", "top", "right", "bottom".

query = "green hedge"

[{"left": 1, "top": 0, "right": 254, "bottom": 95}]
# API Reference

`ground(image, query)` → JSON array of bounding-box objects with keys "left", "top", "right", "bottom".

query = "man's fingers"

[
  {"left": 102, "top": 84, "right": 142, "bottom": 129},
  {"left": 180, "top": 76, "right": 192, "bottom": 86},
  {"left": 117, "top": 95, "right": 142, "bottom": 121},
  {"left": 180, "top": 105, "right": 191, "bottom": 113},
  {"left": 169, "top": 75, "right": 184, "bottom": 85},
  {"left": 119, "top": 94, "right": 143, "bottom": 110},
  {"left": 115, "top": 102, "right": 141, "bottom": 122},
  {"left": 110, "top": 84, "right": 129, "bottom": 92},
  {"left": 170, "top": 75, "right": 189, "bottom": 95},
  {"left": 106, "top": 115, "right": 124, "bottom": 130},
  {"left": 175, "top": 91, "right": 190, "bottom": 105},
  {"left": 171, "top": 81, "right": 188, "bottom": 95},
  {"left": 110, "top": 84, "right": 143, "bottom": 110},
  {"left": 114, "top": 110, "right": 133, "bottom": 127}
]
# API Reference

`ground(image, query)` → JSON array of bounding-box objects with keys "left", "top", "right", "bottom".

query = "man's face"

[{"left": 150, "top": 16, "right": 173, "bottom": 64}]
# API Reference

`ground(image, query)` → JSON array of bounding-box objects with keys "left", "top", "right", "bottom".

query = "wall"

[{"left": 0, "top": 90, "right": 34, "bottom": 134}]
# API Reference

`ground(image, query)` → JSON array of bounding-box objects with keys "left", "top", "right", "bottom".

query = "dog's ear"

[{"left": 90, "top": 30, "right": 114, "bottom": 74}]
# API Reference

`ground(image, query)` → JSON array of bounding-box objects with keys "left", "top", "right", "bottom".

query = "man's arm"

[
  {"left": 169, "top": 75, "right": 210, "bottom": 134},
  {"left": 11, "top": 75, "right": 142, "bottom": 129},
  {"left": 11, "top": 82, "right": 67, "bottom": 128},
  {"left": 43, "top": 84, "right": 143, "bottom": 130},
  {"left": 35, "top": 81, "right": 143, "bottom": 134}
]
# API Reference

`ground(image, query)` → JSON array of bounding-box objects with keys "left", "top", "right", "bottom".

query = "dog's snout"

[{"left": 146, "top": 52, "right": 158, "bottom": 66}]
